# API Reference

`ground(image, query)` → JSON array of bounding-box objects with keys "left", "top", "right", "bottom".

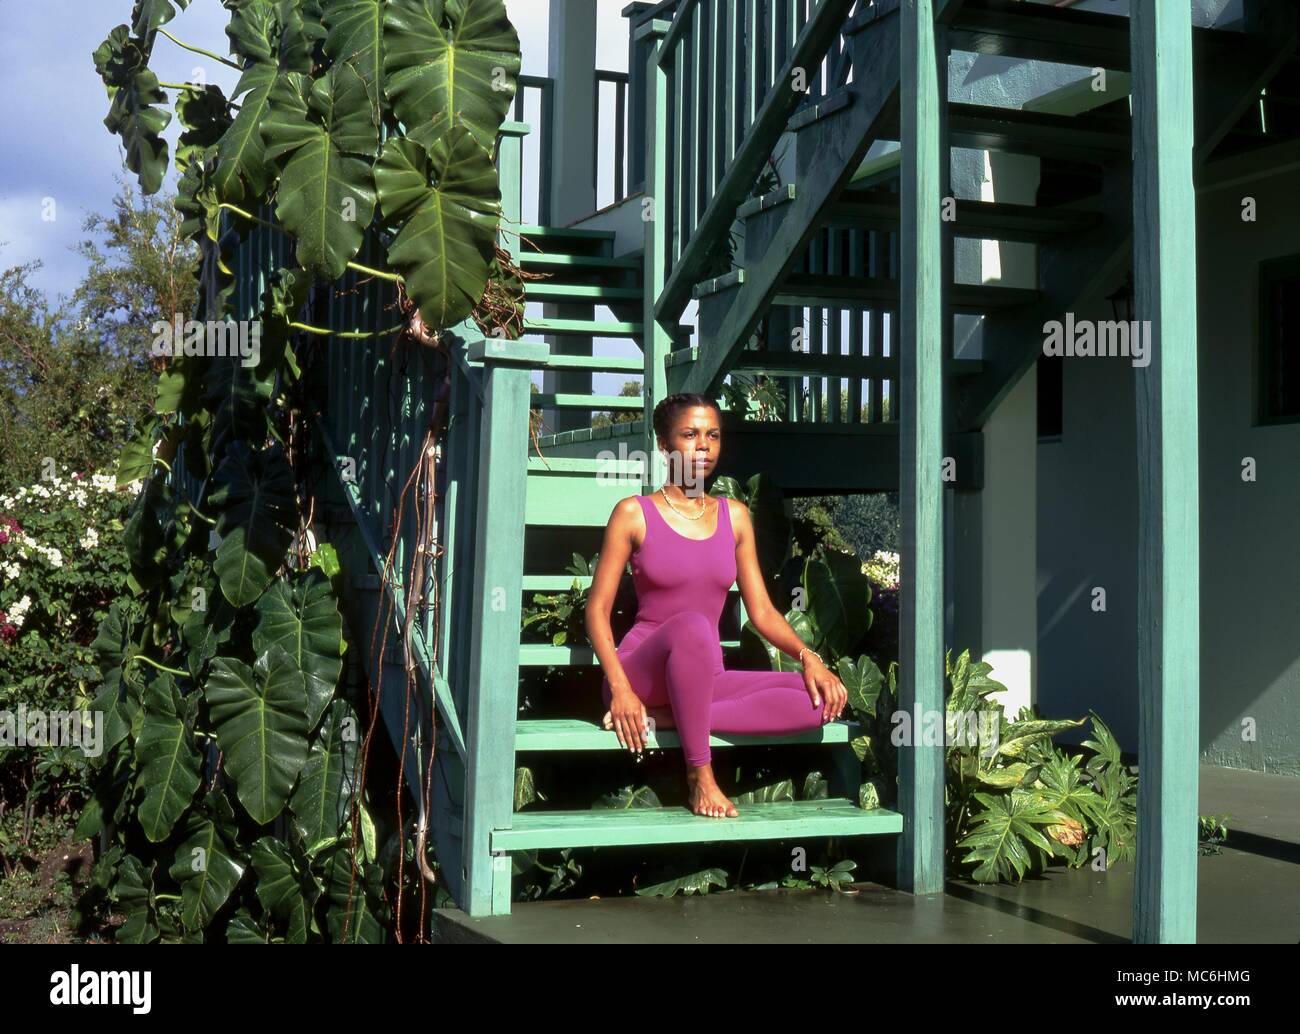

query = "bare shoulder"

[
  {"left": 608, "top": 494, "right": 647, "bottom": 533},
  {"left": 722, "top": 496, "right": 751, "bottom": 523},
  {"left": 721, "top": 496, "right": 752, "bottom": 535}
]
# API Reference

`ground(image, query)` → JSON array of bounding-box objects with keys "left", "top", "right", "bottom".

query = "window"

[{"left": 1258, "top": 254, "right": 1300, "bottom": 424}]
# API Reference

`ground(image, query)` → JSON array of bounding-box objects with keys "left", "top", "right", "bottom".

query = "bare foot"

[{"left": 685, "top": 765, "right": 738, "bottom": 818}]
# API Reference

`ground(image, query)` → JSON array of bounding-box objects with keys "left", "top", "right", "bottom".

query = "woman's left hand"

[{"left": 802, "top": 655, "right": 848, "bottom": 723}]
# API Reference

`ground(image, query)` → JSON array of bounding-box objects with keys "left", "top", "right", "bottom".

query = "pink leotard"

[{"left": 599, "top": 493, "right": 828, "bottom": 766}]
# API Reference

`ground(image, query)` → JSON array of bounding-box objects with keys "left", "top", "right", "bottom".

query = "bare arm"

[
  {"left": 584, "top": 497, "right": 649, "bottom": 750},
  {"left": 730, "top": 499, "right": 848, "bottom": 721}
]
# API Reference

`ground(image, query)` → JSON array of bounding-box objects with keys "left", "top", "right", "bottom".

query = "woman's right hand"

[{"left": 608, "top": 687, "right": 649, "bottom": 754}]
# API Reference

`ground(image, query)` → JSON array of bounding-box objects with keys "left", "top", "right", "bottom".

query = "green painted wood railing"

[{"left": 653, "top": 0, "right": 863, "bottom": 320}]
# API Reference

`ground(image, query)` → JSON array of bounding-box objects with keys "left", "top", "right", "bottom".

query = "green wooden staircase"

[{"left": 286, "top": 0, "right": 1297, "bottom": 921}]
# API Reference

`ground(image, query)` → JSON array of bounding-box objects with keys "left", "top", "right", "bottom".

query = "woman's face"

[{"left": 658, "top": 405, "right": 721, "bottom": 490}]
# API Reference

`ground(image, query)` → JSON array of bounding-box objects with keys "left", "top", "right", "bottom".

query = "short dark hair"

[{"left": 652, "top": 392, "right": 721, "bottom": 443}]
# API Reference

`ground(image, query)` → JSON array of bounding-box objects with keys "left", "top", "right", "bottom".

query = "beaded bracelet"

[{"left": 798, "top": 646, "right": 822, "bottom": 666}]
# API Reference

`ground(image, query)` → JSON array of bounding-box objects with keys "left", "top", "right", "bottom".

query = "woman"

[{"left": 584, "top": 392, "right": 850, "bottom": 819}]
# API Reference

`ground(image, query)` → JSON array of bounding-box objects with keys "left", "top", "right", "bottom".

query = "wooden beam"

[
  {"left": 897, "top": 0, "right": 946, "bottom": 897},
  {"left": 643, "top": 21, "right": 671, "bottom": 491},
  {"left": 1130, "top": 0, "right": 1200, "bottom": 946}
]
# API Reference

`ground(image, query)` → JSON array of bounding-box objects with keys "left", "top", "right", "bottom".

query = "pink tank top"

[{"left": 628, "top": 492, "right": 736, "bottom": 632}]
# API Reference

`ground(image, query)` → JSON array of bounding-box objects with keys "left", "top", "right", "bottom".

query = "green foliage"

[
  {"left": 0, "top": 473, "right": 135, "bottom": 814},
  {"left": 1197, "top": 813, "right": 1230, "bottom": 855},
  {"left": 76, "top": 0, "right": 524, "bottom": 941},
  {"left": 93, "top": 0, "right": 521, "bottom": 329},
  {"left": 635, "top": 867, "right": 728, "bottom": 897},
  {"left": 521, "top": 553, "right": 595, "bottom": 647},
  {"left": 0, "top": 188, "right": 196, "bottom": 489}
]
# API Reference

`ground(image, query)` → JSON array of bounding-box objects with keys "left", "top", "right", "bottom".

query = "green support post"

[
  {"left": 461, "top": 336, "right": 550, "bottom": 917},
  {"left": 1129, "top": 0, "right": 1200, "bottom": 945},
  {"left": 897, "top": 0, "right": 946, "bottom": 896},
  {"left": 642, "top": 20, "right": 672, "bottom": 492},
  {"left": 498, "top": 121, "right": 528, "bottom": 266}
]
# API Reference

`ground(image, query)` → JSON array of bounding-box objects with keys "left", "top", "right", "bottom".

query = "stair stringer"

[
  {"left": 673, "top": 7, "right": 903, "bottom": 395},
  {"left": 955, "top": 0, "right": 1299, "bottom": 431}
]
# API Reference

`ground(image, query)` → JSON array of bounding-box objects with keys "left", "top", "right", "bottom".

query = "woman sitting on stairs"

[{"left": 585, "top": 392, "right": 849, "bottom": 820}]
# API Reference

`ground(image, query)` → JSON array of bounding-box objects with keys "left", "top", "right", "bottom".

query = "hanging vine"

[{"left": 78, "top": 0, "right": 522, "bottom": 943}]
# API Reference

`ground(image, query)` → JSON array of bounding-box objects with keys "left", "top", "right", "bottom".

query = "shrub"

[{"left": 0, "top": 470, "right": 134, "bottom": 819}]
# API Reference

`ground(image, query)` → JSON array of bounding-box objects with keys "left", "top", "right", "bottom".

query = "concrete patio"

[{"left": 434, "top": 766, "right": 1299, "bottom": 943}]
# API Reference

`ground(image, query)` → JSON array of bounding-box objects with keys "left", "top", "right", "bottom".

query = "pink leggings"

[{"left": 602, "top": 611, "right": 828, "bottom": 766}]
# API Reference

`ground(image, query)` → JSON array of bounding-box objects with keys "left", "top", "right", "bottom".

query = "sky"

[{"left": 0, "top": 0, "right": 630, "bottom": 298}]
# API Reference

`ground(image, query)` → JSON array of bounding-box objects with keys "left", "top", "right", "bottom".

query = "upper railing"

[{"left": 647, "top": 0, "right": 865, "bottom": 322}]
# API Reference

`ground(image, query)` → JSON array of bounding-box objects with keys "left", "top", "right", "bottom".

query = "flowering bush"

[
  {"left": 0, "top": 471, "right": 134, "bottom": 775},
  {"left": 860, "top": 550, "right": 900, "bottom": 666}
]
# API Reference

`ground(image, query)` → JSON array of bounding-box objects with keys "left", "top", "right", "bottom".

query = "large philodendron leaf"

[
  {"left": 167, "top": 791, "right": 247, "bottom": 931},
  {"left": 743, "top": 606, "right": 817, "bottom": 674},
  {"left": 253, "top": 572, "right": 344, "bottom": 731},
  {"left": 320, "top": 844, "right": 388, "bottom": 943},
  {"left": 131, "top": 0, "right": 192, "bottom": 38},
  {"left": 324, "top": 0, "right": 385, "bottom": 98},
  {"left": 205, "top": 646, "right": 310, "bottom": 824},
  {"left": 175, "top": 85, "right": 233, "bottom": 173},
  {"left": 94, "top": 25, "right": 172, "bottom": 195},
  {"left": 90, "top": 602, "right": 146, "bottom": 755},
  {"left": 201, "top": 350, "right": 275, "bottom": 455},
  {"left": 383, "top": 0, "right": 520, "bottom": 152},
  {"left": 374, "top": 130, "right": 500, "bottom": 327},
  {"left": 251, "top": 836, "right": 320, "bottom": 943},
  {"left": 261, "top": 65, "right": 379, "bottom": 280},
  {"left": 802, "top": 550, "right": 872, "bottom": 659},
  {"left": 836, "top": 654, "right": 884, "bottom": 719},
  {"left": 290, "top": 700, "right": 360, "bottom": 848},
  {"left": 133, "top": 675, "right": 203, "bottom": 842},
  {"left": 114, "top": 855, "right": 160, "bottom": 943},
  {"left": 213, "top": 62, "right": 278, "bottom": 205},
  {"left": 225, "top": 0, "right": 278, "bottom": 65},
  {"left": 208, "top": 443, "right": 297, "bottom": 607}
]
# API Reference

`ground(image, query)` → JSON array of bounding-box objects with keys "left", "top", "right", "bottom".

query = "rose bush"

[{"left": 0, "top": 470, "right": 135, "bottom": 803}]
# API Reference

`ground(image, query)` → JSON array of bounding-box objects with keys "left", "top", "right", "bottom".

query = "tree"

[{"left": 0, "top": 185, "right": 197, "bottom": 489}]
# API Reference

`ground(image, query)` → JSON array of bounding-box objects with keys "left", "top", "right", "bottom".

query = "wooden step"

[
  {"left": 491, "top": 798, "right": 903, "bottom": 851},
  {"left": 773, "top": 274, "right": 1038, "bottom": 314},
  {"left": 524, "top": 461, "right": 640, "bottom": 527},
  {"left": 948, "top": 0, "right": 1246, "bottom": 73},
  {"left": 532, "top": 354, "right": 644, "bottom": 373},
  {"left": 885, "top": 102, "right": 1130, "bottom": 164},
  {"left": 523, "top": 318, "right": 643, "bottom": 337},
  {"left": 826, "top": 187, "right": 1102, "bottom": 243},
  {"left": 517, "top": 224, "right": 616, "bottom": 244},
  {"left": 525, "top": 282, "right": 642, "bottom": 303},
  {"left": 728, "top": 351, "right": 984, "bottom": 379},
  {"left": 515, "top": 717, "right": 859, "bottom": 752},
  {"left": 526, "top": 456, "right": 644, "bottom": 475},
  {"left": 948, "top": 0, "right": 1135, "bottom": 71},
  {"left": 531, "top": 393, "right": 644, "bottom": 410},
  {"left": 521, "top": 253, "right": 640, "bottom": 271}
]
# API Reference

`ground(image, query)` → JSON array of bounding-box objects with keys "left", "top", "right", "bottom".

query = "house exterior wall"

[{"left": 1037, "top": 161, "right": 1300, "bottom": 775}]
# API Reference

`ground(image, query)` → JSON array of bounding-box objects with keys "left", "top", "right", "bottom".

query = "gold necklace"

[{"left": 660, "top": 486, "right": 708, "bottom": 521}]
